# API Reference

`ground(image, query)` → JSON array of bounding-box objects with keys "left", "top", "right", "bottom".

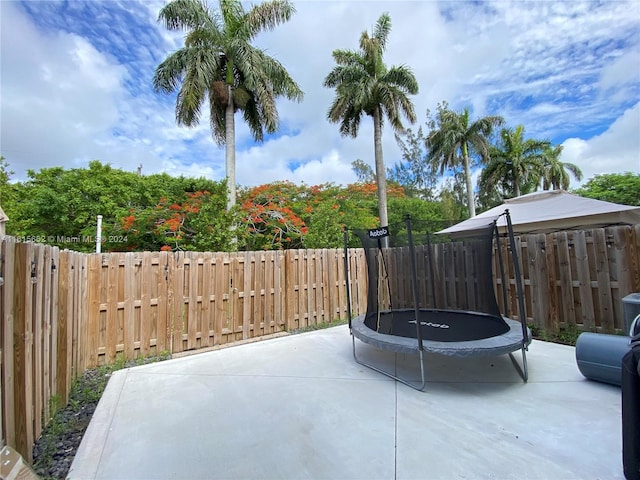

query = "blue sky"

[{"left": 1, "top": 0, "right": 639, "bottom": 190}]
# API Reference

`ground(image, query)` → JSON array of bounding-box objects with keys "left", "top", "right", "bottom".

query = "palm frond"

[
  {"left": 219, "top": 0, "right": 245, "bottom": 35},
  {"left": 382, "top": 65, "right": 419, "bottom": 95},
  {"left": 244, "top": 0, "right": 295, "bottom": 39},
  {"left": 241, "top": 95, "right": 265, "bottom": 141},
  {"left": 331, "top": 49, "right": 364, "bottom": 68},
  {"left": 158, "top": 0, "right": 214, "bottom": 30},
  {"left": 372, "top": 12, "right": 391, "bottom": 50},
  {"left": 153, "top": 49, "right": 190, "bottom": 93}
]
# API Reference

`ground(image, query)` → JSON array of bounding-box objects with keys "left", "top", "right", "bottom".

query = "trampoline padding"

[{"left": 351, "top": 313, "right": 530, "bottom": 357}]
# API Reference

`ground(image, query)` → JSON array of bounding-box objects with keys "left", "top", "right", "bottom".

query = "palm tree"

[
  {"left": 323, "top": 13, "right": 418, "bottom": 230},
  {"left": 540, "top": 145, "right": 583, "bottom": 190},
  {"left": 479, "top": 125, "right": 550, "bottom": 200},
  {"left": 153, "top": 0, "right": 303, "bottom": 211},
  {"left": 427, "top": 105, "right": 503, "bottom": 217}
]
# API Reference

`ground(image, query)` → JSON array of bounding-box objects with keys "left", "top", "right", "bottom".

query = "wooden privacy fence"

[
  {"left": 83, "top": 248, "right": 366, "bottom": 367},
  {"left": 0, "top": 240, "right": 366, "bottom": 461},
  {"left": 494, "top": 225, "right": 640, "bottom": 333},
  {"left": 1, "top": 224, "right": 639, "bottom": 460}
]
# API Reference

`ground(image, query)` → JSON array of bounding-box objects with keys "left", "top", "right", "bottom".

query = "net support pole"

[
  {"left": 405, "top": 215, "right": 424, "bottom": 348},
  {"left": 505, "top": 210, "right": 528, "bottom": 345},
  {"left": 505, "top": 209, "right": 529, "bottom": 382},
  {"left": 343, "top": 227, "right": 353, "bottom": 330},
  {"left": 426, "top": 232, "right": 437, "bottom": 309},
  {"left": 494, "top": 222, "right": 509, "bottom": 317}
]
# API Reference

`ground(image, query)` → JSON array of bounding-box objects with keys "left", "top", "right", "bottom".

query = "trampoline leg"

[
  {"left": 509, "top": 346, "right": 528, "bottom": 382},
  {"left": 351, "top": 334, "right": 426, "bottom": 391}
]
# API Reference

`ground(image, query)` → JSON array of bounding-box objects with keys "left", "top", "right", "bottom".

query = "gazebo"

[{"left": 436, "top": 190, "right": 640, "bottom": 238}]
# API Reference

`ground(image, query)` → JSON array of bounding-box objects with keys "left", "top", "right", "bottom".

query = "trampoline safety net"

[{"left": 351, "top": 218, "right": 510, "bottom": 343}]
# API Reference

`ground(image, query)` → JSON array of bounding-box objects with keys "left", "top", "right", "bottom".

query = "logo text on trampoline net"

[
  {"left": 410, "top": 320, "right": 450, "bottom": 329},
  {"left": 368, "top": 226, "right": 389, "bottom": 238}
]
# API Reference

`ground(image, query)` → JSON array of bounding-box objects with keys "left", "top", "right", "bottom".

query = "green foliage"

[
  {"left": 0, "top": 155, "right": 13, "bottom": 186},
  {"left": 540, "top": 144, "right": 583, "bottom": 190},
  {"left": 4, "top": 161, "right": 233, "bottom": 252},
  {"left": 390, "top": 127, "right": 438, "bottom": 200},
  {"left": 426, "top": 102, "right": 504, "bottom": 217},
  {"left": 0, "top": 156, "right": 19, "bottom": 225},
  {"left": 528, "top": 323, "right": 582, "bottom": 346},
  {"left": 4, "top": 158, "right": 457, "bottom": 252},
  {"left": 574, "top": 172, "right": 640, "bottom": 206},
  {"left": 480, "top": 125, "right": 551, "bottom": 200},
  {"left": 351, "top": 159, "right": 375, "bottom": 183}
]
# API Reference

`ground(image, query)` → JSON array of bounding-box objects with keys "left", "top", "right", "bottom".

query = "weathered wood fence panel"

[
  {"left": 1, "top": 225, "right": 639, "bottom": 460},
  {"left": 493, "top": 226, "right": 640, "bottom": 332},
  {"left": 0, "top": 240, "right": 85, "bottom": 461}
]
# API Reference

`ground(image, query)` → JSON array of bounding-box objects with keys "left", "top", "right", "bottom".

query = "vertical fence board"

[
  {"left": 123, "top": 253, "right": 135, "bottom": 359},
  {"left": 264, "top": 252, "right": 274, "bottom": 332},
  {"left": 85, "top": 255, "right": 100, "bottom": 369},
  {"left": 157, "top": 252, "right": 170, "bottom": 353},
  {"left": 555, "top": 232, "right": 576, "bottom": 326},
  {"left": 611, "top": 226, "right": 635, "bottom": 299},
  {"left": 140, "top": 253, "right": 152, "bottom": 357},
  {"left": 32, "top": 245, "right": 44, "bottom": 440},
  {"left": 231, "top": 254, "right": 243, "bottom": 340},
  {"left": 41, "top": 247, "right": 53, "bottom": 426},
  {"left": 200, "top": 253, "right": 213, "bottom": 346},
  {"left": 212, "top": 253, "right": 225, "bottom": 345},
  {"left": 105, "top": 254, "right": 119, "bottom": 364},
  {"left": 48, "top": 247, "right": 59, "bottom": 418},
  {"left": 171, "top": 253, "right": 184, "bottom": 353},
  {"left": 56, "top": 253, "right": 70, "bottom": 403},
  {"left": 593, "top": 229, "right": 614, "bottom": 332},
  {"left": 187, "top": 254, "right": 198, "bottom": 350},
  {"left": 242, "top": 252, "right": 252, "bottom": 339},
  {"left": 544, "top": 234, "right": 559, "bottom": 332},
  {"left": 13, "top": 243, "right": 34, "bottom": 461},
  {"left": 2, "top": 237, "right": 16, "bottom": 449},
  {"left": 573, "top": 231, "right": 595, "bottom": 330}
]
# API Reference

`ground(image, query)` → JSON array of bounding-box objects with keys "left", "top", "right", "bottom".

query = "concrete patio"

[{"left": 69, "top": 325, "right": 623, "bottom": 480}]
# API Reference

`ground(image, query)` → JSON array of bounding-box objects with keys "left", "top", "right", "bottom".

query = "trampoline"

[{"left": 343, "top": 211, "right": 531, "bottom": 390}]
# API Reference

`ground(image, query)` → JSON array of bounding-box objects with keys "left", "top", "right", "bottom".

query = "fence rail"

[{"left": 1, "top": 224, "right": 639, "bottom": 460}]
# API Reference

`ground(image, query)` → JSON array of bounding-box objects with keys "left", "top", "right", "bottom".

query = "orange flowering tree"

[
  {"left": 238, "top": 182, "right": 310, "bottom": 250},
  {"left": 118, "top": 189, "right": 236, "bottom": 252},
  {"left": 237, "top": 181, "right": 407, "bottom": 250}
]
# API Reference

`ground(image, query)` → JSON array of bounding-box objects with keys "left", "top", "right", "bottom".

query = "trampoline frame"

[{"left": 343, "top": 210, "right": 530, "bottom": 391}]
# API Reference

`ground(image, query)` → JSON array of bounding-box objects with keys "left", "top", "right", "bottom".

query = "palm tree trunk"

[
  {"left": 225, "top": 84, "right": 236, "bottom": 211},
  {"left": 373, "top": 107, "right": 389, "bottom": 236},
  {"left": 462, "top": 142, "right": 476, "bottom": 217}
]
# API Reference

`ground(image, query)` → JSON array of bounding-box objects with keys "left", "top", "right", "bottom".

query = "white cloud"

[
  {"left": 0, "top": 2, "right": 126, "bottom": 173},
  {"left": 599, "top": 47, "right": 640, "bottom": 90},
  {"left": 561, "top": 102, "right": 640, "bottom": 187},
  {"left": 1, "top": 0, "right": 639, "bottom": 194}
]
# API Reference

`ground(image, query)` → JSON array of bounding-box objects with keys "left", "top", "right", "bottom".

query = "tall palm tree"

[
  {"left": 153, "top": 0, "right": 303, "bottom": 211},
  {"left": 480, "top": 125, "right": 550, "bottom": 200},
  {"left": 323, "top": 13, "right": 418, "bottom": 230},
  {"left": 427, "top": 106, "right": 503, "bottom": 217},
  {"left": 540, "top": 145, "right": 583, "bottom": 190}
]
